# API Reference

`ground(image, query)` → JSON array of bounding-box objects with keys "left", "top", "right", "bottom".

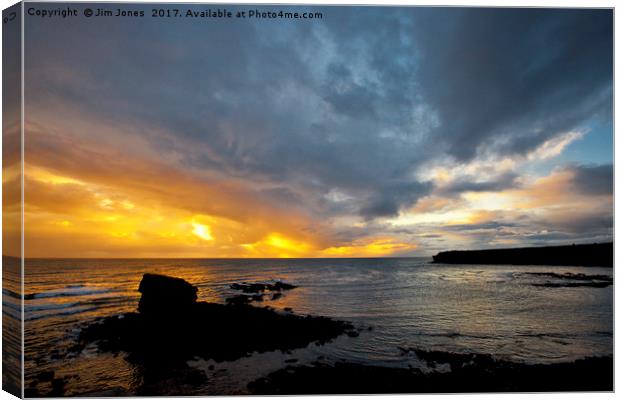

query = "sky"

[{"left": 10, "top": 5, "right": 613, "bottom": 258}]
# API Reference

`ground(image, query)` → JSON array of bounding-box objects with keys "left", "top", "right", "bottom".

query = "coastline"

[
  {"left": 433, "top": 242, "right": 613, "bottom": 267},
  {"left": 249, "top": 354, "right": 613, "bottom": 394}
]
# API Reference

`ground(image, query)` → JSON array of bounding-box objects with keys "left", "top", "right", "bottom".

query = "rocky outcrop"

[
  {"left": 248, "top": 354, "right": 613, "bottom": 394},
  {"left": 225, "top": 280, "right": 298, "bottom": 305},
  {"left": 525, "top": 272, "right": 613, "bottom": 288},
  {"left": 77, "top": 274, "right": 358, "bottom": 363},
  {"left": 138, "top": 273, "right": 198, "bottom": 316},
  {"left": 432, "top": 243, "right": 613, "bottom": 267},
  {"left": 230, "top": 281, "right": 297, "bottom": 293}
]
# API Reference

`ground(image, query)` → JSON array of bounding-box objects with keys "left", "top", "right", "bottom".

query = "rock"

[
  {"left": 138, "top": 274, "right": 198, "bottom": 316},
  {"left": 35, "top": 371, "right": 54, "bottom": 382},
  {"left": 230, "top": 281, "right": 297, "bottom": 294},
  {"left": 77, "top": 275, "right": 357, "bottom": 364},
  {"left": 273, "top": 281, "right": 297, "bottom": 291},
  {"left": 230, "top": 282, "right": 269, "bottom": 293},
  {"left": 228, "top": 280, "right": 297, "bottom": 304},
  {"left": 225, "top": 294, "right": 265, "bottom": 306},
  {"left": 432, "top": 242, "right": 613, "bottom": 267},
  {"left": 248, "top": 356, "right": 613, "bottom": 394},
  {"left": 525, "top": 272, "right": 613, "bottom": 288},
  {"left": 50, "top": 378, "right": 65, "bottom": 396},
  {"left": 225, "top": 295, "right": 251, "bottom": 306}
]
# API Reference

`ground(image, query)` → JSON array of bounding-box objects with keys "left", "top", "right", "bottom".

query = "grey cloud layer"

[
  {"left": 570, "top": 164, "right": 613, "bottom": 195},
  {"left": 25, "top": 6, "right": 612, "bottom": 241},
  {"left": 410, "top": 8, "right": 612, "bottom": 160}
]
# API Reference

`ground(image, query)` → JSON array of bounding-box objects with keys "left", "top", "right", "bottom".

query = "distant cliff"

[{"left": 432, "top": 243, "right": 613, "bottom": 267}]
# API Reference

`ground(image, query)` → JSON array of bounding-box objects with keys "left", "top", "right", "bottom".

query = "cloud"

[
  {"left": 19, "top": 6, "right": 613, "bottom": 256},
  {"left": 415, "top": 129, "right": 586, "bottom": 199},
  {"left": 526, "top": 131, "right": 585, "bottom": 160},
  {"left": 438, "top": 172, "right": 521, "bottom": 196},
  {"left": 389, "top": 164, "right": 613, "bottom": 252},
  {"left": 569, "top": 164, "right": 613, "bottom": 195},
  {"left": 25, "top": 6, "right": 437, "bottom": 222},
  {"left": 410, "top": 8, "right": 612, "bottom": 161}
]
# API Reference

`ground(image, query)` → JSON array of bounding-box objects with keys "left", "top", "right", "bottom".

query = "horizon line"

[
  {"left": 3, "top": 255, "right": 433, "bottom": 260},
  {"left": 3, "top": 241, "right": 612, "bottom": 261}
]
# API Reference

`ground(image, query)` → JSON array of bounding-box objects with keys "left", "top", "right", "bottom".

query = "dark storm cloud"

[
  {"left": 570, "top": 164, "right": 613, "bottom": 195},
  {"left": 25, "top": 5, "right": 435, "bottom": 220},
  {"left": 24, "top": 5, "right": 612, "bottom": 226},
  {"left": 410, "top": 8, "right": 613, "bottom": 161},
  {"left": 522, "top": 231, "right": 575, "bottom": 241},
  {"left": 443, "top": 221, "right": 520, "bottom": 232},
  {"left": 358, "top": 180, "right": 432, "bottom": 219},
  {"left": 323, "top": 63, "right": 379, "bottom": 118},
  {"left": 439, "top": 172, "right": 520, "bottom": 195},
  {"left": 549, "top": 212, "right": 613, "bottom": 234}
]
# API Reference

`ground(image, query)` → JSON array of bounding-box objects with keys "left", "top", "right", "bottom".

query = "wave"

[
  {"left": 26, "top": 302, "right": 80, "bottom": 313},
  {"left": 408, "top": 331, "right": 496, "bottom": 340},
  {"left": 2, "top": 288, "right": 22, "bottom": 300},
  {"left": 25, "top": 305, "right": 101, "bottom": 322},
  {"left": 25, "top": 285, "right": 114, "bottom": 300},
  {"left": 25, "top": 294, "right": 131, "bottom": 323}
]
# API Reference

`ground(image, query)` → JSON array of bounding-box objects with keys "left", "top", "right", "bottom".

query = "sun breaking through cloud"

[{"left": 14, "top": 6, "right": 612, "bottom": 258}]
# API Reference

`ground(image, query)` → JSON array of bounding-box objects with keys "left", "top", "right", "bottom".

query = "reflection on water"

[
  {"left": 3, "top": 256, "right": 22, "bottom": 397},
  {"left": 24, "top": 258, "right": 613, "bottom": 395}
]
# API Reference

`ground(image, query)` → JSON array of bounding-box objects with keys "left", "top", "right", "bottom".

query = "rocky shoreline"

[
  {"left": 28, "top": 273, "right": 613, "bottom": 396},
  {"left": 75, "top": 274, "right": 358, "bottom": 363},
  {"left": 248, "top": 353, "right": 613, "bottom": 394},
  {"left": 433, "top": 242, "right": 613, "bottom": 267},
  {"left": 525, "top": 272, "right": 613, "bottom": 288}
]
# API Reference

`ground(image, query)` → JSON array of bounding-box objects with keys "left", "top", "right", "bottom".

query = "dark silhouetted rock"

[
  {"left": 248, "top": 353, "right": 612, "bottom": 394},
  {"left": 533, "top": 282, "right": 612, "bottom": 288},
  {"left": 525, "top": 272, "right": 613, "bottom": 281},
  {"left": 272, "top": 281, "right": 297, "bottom": 291},
  {"left": 228, "top": 280, "right": 297, "bottom": 304},
  {"left": 432, "top": 242, "right": 612, "bottom": 267},
  {"left": 225, "top": 294, "right": 265, "bottom": 306},
  {"left": 77, "top": 274, "right": 356, "bottom": 364},
  {"left": 138, "top": 273, "right": 198, "bottom": 316},
  {"left": 50, "top": 378, "right": 66, "bottom": 396},
  {"left": 35, "top": 371, "right": 54, "bottom": 382},
  {"left": 230, "top": 281, "right": 297, "bottom": 293},
  {"left": 524, "top": 272, "right": 613, "bottom": 288}
]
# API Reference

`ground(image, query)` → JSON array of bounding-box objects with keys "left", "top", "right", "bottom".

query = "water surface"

[{"left": 21, "top": 258, "right": 613, "bottom": 395}]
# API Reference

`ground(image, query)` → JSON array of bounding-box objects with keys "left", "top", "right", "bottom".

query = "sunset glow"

[
  {"left": 16, "top": 7, "right": 612, "bottom": 258},
  {"left": 191, "top": 222, "right": 214, "bottom": 242}
]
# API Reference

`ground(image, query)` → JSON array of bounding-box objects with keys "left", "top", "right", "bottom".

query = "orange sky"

[
  {"left": 5, "top": 121, "right": 609, "bottom": 258},
  {"left": 12, "top": 125, "right": 419, "bottom": 258},
  {"left": 9, "top": 8, "right": 612, "bottom": 258}
]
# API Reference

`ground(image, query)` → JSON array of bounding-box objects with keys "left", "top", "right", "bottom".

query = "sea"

[{"left": 3, "top": 257, "right": 614, "bottom": 395}]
